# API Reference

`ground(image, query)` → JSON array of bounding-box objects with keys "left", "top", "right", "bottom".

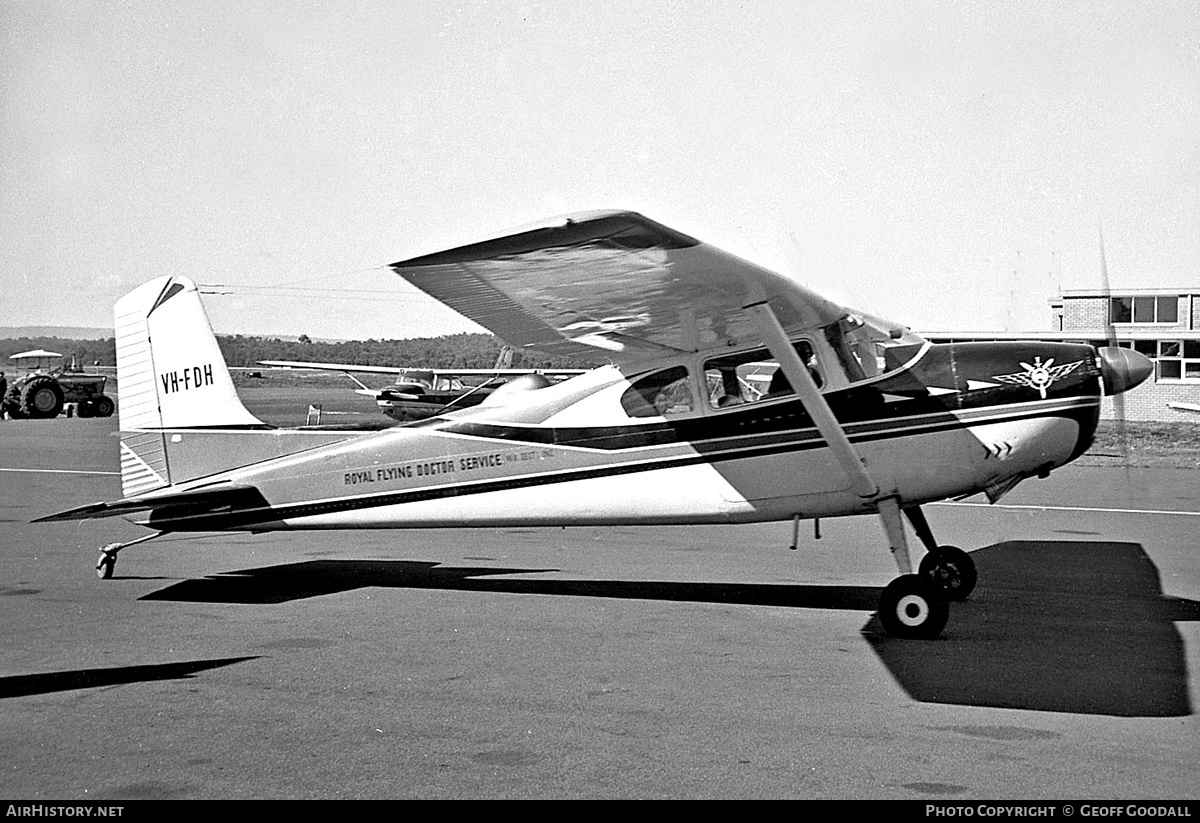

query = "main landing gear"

[
  {"left": 905, "top": 506, "right": 977, "bottom": 602},
  {"left": 95, "top": 532, "right": 163, "bottom": 579},
  {"left": 878, "top": 574, "right": 949, "bottom": 639},
  {"left": 870, "top": 500, "right": 978, "bottom": 639}
]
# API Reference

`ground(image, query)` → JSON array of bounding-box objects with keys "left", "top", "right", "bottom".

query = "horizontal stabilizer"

[{"left": 34, "top": 484, "right": 263, "bottom": 523}]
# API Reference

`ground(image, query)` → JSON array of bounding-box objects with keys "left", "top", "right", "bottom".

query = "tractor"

[{"left": 2, "top": 350, "right": 116, "bottom": 419}]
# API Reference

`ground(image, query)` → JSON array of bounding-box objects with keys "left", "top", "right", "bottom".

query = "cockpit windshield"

[
  {"left": 824, "top": 313, "right": 925, "bottom": 383},
  {"left": 398, "top": 370, "right": 435, "bottom": 387}
]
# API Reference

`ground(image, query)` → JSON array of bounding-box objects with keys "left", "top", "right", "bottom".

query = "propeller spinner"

[{"left": 1097, "top": 346, "right": 1153, "bottom": 396}]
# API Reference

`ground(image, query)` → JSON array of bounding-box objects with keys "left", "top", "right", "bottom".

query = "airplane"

[
  {"left": 259, "top": 348, "right": 586, "bottom": 422},
  {"left": 37, "top": 210, "right": 1153, "bottom": 639}
]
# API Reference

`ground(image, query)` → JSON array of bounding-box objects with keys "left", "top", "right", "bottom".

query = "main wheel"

[
  {"left": 878, "top": 574, "right": 949, "bottom": 639},
  {"left": 918, "top": 545, "right": 977, "bottom": 601},
  {"left": 19, "top": 377, "right": 64, "bottom": 419},
  {"left": 94, "top": 396, "right": 115, "bottom": 417}
]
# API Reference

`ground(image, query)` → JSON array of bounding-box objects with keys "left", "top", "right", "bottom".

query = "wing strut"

[
  {"left": 746, "top": 302, "right": 877, "bottom": 499},
  {"left": 746, "top": 302, "right": 913, "bottom": 575}
]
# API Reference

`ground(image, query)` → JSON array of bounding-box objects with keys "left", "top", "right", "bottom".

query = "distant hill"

[
  {"left": 0, "top": 326, "right": 113, "bottom": 339},
  {"left": 0, "top": 330, "right": 593, "bottom": 371},
  {"left": 0, "top": 325, "right": 344, "bottom": 344}
]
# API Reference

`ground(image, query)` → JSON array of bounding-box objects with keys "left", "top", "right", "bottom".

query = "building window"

[
  {"left": 1153, "top": 339, "right": 1200, "bottom": 382},
  {"left": 1110, "top": 295, "right": 1179, "bottom": 324}
]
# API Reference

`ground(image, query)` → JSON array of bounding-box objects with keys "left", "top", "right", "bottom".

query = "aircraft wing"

[
  {"left": 391, "top": 210, "right": 849, "bottom": 367},
  {"left": 260, "top": 359, "right": 416, "bottom": 376},
  {"left": 258, "top": 360, "right": 585, "bottom": 378}
]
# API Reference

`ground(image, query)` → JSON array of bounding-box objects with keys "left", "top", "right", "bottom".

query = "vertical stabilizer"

[
  {"left": 495, "top": 345, "right": 514, "bottom": 370},
  {"left": 114, "top": 276, "right": 263, "bottom": 496}
]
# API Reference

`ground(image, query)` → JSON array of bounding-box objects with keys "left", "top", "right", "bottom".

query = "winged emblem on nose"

[{"left": 992, "top": 357, "right": 1085, "bottom": 400}]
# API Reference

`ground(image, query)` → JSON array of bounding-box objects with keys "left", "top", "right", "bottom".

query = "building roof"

[{"left": 1059, "top": 288, "right": 1198, "bottom": 298}]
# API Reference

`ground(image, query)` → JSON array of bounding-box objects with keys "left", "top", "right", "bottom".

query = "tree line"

[{"left": 0, "top": 333, "right": 592, "bottom": 372}]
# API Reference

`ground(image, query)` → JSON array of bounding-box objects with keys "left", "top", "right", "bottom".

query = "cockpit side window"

[
  {"left": 703, "top": 341, "right": 821, "bottom": 408},
  {"left": 621, "top": 366, "right": 695, "bottom": 418}
]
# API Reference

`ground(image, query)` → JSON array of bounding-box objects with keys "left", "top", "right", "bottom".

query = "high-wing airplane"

[
  {"left": 38, "top": 210, "right": 1153, "bottom": 639},
  {"left": 258, "top": 349, "right": 586, "bottom": 422}
]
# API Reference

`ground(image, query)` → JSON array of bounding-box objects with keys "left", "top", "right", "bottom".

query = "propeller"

[{"left": 1095, "top": 222, "right": 1152, "bottom": 465}]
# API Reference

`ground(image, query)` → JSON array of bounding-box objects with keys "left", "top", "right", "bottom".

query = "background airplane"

[
  {"left": 259, "top": 348, "right": 586, "bottom": 421},
  {"left": 39, "top": 211, "right": 1152, "bottom": 641}
]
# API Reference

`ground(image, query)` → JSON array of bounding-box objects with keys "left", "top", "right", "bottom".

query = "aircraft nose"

[{"left": 1097, "top": 346, "right": 1153, "bottom": 396}]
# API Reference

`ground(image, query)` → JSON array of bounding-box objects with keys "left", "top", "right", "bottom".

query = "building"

[{"left": 925, "top": 287, "right": 1200, "bottom": 422}]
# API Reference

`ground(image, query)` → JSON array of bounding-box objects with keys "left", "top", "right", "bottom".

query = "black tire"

[
  {"left": 19, "top": 377, "right": 64, "bottom": 419},
  {"left": 918, "top": 545, "right": 977, "bottom": 601},
  {"left": 94, "top": 396, "right": 115, "bottom": 417},
  {"left": 878, "top": 574, "right": 949, "bottom": 639}
]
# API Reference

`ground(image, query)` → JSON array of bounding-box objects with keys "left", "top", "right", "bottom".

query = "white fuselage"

[{"left": 132, "top": 343, "right": 1101, "bottom": 534}]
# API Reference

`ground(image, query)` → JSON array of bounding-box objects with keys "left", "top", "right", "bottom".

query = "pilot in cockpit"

[{"left": 765, "top": 353, "right": 822, "bottom": 397}]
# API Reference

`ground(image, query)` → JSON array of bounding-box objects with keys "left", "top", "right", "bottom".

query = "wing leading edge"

[{"left": 391, "top": 211, "right": 848, "bottom": 368}]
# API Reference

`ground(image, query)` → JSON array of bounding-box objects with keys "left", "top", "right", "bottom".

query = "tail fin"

[
  {"left": 494, "top": 345, "right": 514, "bottom": 370},
  {"left": 115, "top": 276, "right": 264, "bottom": 496}
]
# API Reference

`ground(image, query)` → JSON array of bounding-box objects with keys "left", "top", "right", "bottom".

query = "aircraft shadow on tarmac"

[
  {"left": 141, "top": 540, "right": 1199, "bottom": 718},
  {"left": 865, "top": 540, "right": 1200, "bottom": 718},
  {"left": 0, "top": 657, "right": 258, "bottom": 700}
]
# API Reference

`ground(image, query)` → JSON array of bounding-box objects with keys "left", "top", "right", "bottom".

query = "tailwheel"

[
  {"left": 96, "top": 551, "right": 117, "bottom": 580},
  {"left": 878, "top": 574, "right": 949, "bottom": 639},
  {"left": 93, "top": 535, "right": 162, "bottom": 580},
  {"left": 918, "top": 545, "right": 977, "bottom": 601}
]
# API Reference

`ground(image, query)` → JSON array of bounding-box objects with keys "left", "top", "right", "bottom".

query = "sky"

[{"left": 2, "top": 0, "right": 1198, "bottom": 340}]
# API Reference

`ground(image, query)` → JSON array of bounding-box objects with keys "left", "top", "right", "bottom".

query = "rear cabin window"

[
  {"left": 621, "top": 366, "right": 695, "bottom": 418},
  {"left": 703, "top": 341, "right": 821, "bottom": 409}
]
